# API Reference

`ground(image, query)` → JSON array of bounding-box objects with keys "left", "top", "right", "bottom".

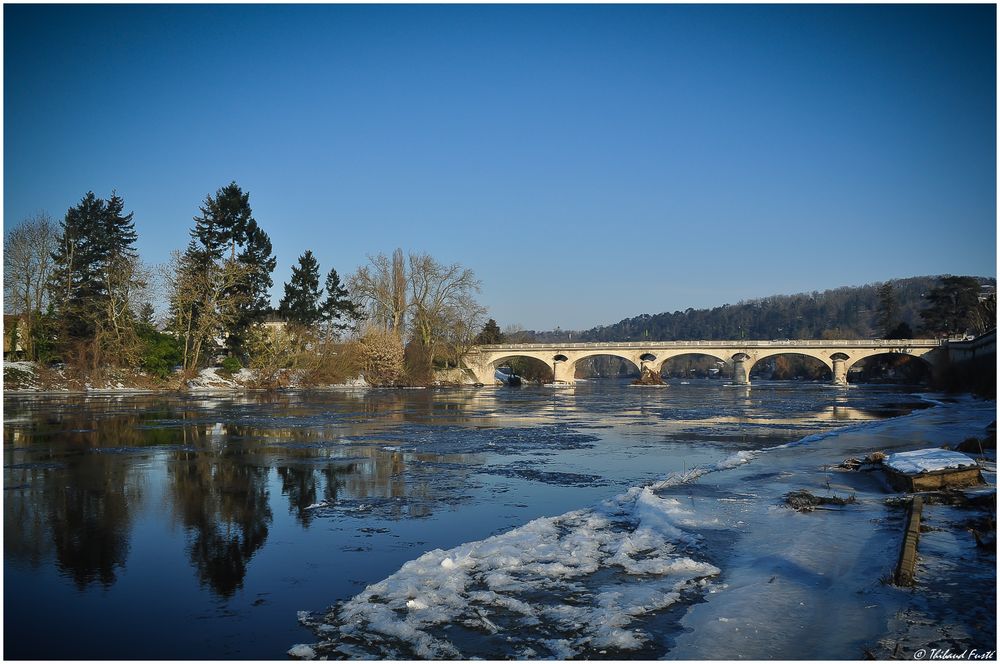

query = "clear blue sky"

[{"left": 5, "top": 4, "right": 996, "bottom": 330}]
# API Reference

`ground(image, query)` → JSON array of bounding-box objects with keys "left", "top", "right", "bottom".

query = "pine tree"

[
  {"left": 102, "top": 190, "right": 138, "bottom": 261},
  {"left": 187, "top": 183, "right": 275, "bottom": 358},
  {"left": 920, "top": 276, "right": 983, "bottom": 337},
  {"left": 321, "top": 267, "right": 359, "bottom": 332},
  {"left": 138, "top": 302, "right": 156, "bottom": 329},
  {"left": 228, "top": 218, "right": 276, "bottom": 355},
  {"left": 49, "top": 192, "right": 110, "bottom": 339},
  {"left": 474, "top": 319, "right": 503, "bottom": 345},
  {"left": 875, "top": 282, "right": 899, "bottom": 339},
  {"left": 191, "top": 182, "right": 252, "bottom": 261},
  {"left": 279, "top": 250, "right": 323, "bottom": 326},
  {"left": 48, "top": 191, "right": 143, "bottom": 360}
]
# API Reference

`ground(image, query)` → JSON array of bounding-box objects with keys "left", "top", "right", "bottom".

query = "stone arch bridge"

[{"left": 463, "top": 339, "right": 947, "bottom": 386}]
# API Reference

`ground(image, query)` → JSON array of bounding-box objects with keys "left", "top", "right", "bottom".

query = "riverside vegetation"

[
  {"left": 4, "top": 184, "right": 486, "bottom": 390},
  {"left": 3, "top": 182, "right": 996, "bottom": 392}
]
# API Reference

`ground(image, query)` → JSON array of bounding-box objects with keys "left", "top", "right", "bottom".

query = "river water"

[{"left": 2, "top": 381, "right": 992, "bottom": 659}]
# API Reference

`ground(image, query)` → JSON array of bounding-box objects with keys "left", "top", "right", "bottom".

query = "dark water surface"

[{"left": 3, "top": 381, "right": 929, "bottom": 659}]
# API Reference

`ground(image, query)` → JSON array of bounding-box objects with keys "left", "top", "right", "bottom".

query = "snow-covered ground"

[
  {"left": 292, "top": 396, "right": 997, "bottom": 659},
  {"left": 3, "top": 360, "right": 371, "bottom": 391}
]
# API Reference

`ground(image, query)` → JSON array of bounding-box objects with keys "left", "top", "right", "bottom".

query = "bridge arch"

[
  {"left": 488, "top": 352, "right": 555, "bottom": 368},
  {"left": 748, "top": 349, "right": 835, "bottom": 373},
  {"left": 845, "top": 351, "right": 933, "bottom": 384},
  {"left": 487, "top": 353, "right": 555, "bottom": 383},
  {"left": 571, "top": 352, "right": 642, "bottom": 379},
  {"left": 747, "top": 351, "right": 833, "bottom": 381},
  {"left": 657, "top": 352, "right": 728, "bottom": 378}
]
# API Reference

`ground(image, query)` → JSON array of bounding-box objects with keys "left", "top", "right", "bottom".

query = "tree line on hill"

[
  {"left": 4, "top": 183, "right": 485, "bottom": 387},
  {"left": 472, "top": 276, "right": 996, "bottom": 384},
  {"left": 500, "top": 276, "right": 995, "bottom": 344}
]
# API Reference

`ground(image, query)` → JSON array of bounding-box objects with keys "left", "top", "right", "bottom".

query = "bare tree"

[
  {"left": 441, "top": 293, "right": 487, "bottom": 368},
  {"left": 3, "top": 213, "right": 58, "bottom": 359},
  {"left": 407, "top": 252, "right": 483, "bottom": 372},
  {"left": 969, "top": 292, "right": 997, "bottom": 336},
  {"left": 167, "top": 250, "right": 251, "bottom": 372},
  {"left": 97, "top": 255, "right": 152, "bottom": 367},
  {"left": 349, "top": 249, "right": 408, "bottom": 336}
]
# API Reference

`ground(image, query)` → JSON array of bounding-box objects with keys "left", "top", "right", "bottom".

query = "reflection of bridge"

[{"left": 463, "top": 339, "right": 947, "bottom": 386}]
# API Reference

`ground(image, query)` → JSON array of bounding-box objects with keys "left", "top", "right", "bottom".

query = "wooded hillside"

[{"left": 521, "top": 276, "right": 995, "bottom": 342}]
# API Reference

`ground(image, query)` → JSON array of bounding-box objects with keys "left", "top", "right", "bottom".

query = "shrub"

[
  {"left": 140, "top": 331, "right": 184, "bottom": 379},
  {"left": 404, "top": 339, "right": 434, "bottom": 386},
  {"left": 220, "top": 355, "right": 242, "bottom": 376},
  {"left": 299, "top": 340, "right": 362, "bottom": 387},
  {"left": 357, "top": 327, "right": 404, "bottom": 386}
]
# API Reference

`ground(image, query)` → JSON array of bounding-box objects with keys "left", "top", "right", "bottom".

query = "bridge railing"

[{"left": 470, "top": 339, "right": 945, "bottom": 351}]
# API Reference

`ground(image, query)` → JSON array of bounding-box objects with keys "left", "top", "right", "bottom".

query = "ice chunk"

[
  {"left": 297, "top": 482, "right": 721, "bottom": 658},
  {"left": 287, "top": 644, "right": 316, "bottom": 659},
  {"left": 885, "top": 449, "right": 979, "bottom": 475}
]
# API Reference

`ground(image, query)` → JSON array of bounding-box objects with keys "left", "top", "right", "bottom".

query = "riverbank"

[
  {"left": 293, "top": 395, "right": 996, "bottom": 659},
  {"left": 2, "top": 360, "right": 476, "bottom": 392},
  {"left": 663, "top": 395, "right": 996, "bottom": 659}
]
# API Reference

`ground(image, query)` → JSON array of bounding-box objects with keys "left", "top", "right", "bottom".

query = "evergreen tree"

[
  {"left": 875, "top": 282, "right": 899, "bottom": 338},
  {"left": 474, "top": 319, "right": 503, "bottom": 345},
  {"left": 191, "top": 182, "right": 252, "bottom": 261},
  {"left": 138, "top": 302, "right": 156, "bottom": 330},
  {"left": 48, "top": 191, "right": 143, "bottom": 362},
  {"left": 920, "top": 276, "right": 984, "bottom": 337},
  {"left": 228, "top": 218, "right": 276, "bottom": 355},
  {"left": 102, "top": 190, "right": 138, "bottom": 261},
  {"left": 279, "top": 250, "right": 323, "bottom": 326},
  {"left": 187, "top": 182, "right": 275, "bottom": 358},
  {"left": 321, "top": 267, "right": 359, "bottom": 332},
  {"left": 50, "top": 192, "right": 106, "bottom": 339}
]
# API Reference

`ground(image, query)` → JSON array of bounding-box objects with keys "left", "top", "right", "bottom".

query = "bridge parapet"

[{"left": 472, "top": 339, "right": 944, "bottom": 351}]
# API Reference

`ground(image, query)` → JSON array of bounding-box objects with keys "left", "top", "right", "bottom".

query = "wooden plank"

[{"left": 894, "top": 495, "right": 924, "bottom": 586}]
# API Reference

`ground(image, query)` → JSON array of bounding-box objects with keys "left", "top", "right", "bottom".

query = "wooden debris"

[
  {"left": 784, "top": 489, "right": 857, "bottom": 512},
  {"left": 894, "top": 495, "right": 923, "bottom": 586}
]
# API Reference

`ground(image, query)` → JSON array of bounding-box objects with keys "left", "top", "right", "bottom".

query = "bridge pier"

[
  {"left": 832, "top": 356, "right": 848, "bottom": 386},
  {"left": 732, "top": 355, "right": 751, "bottom": 385},
  {"left": 553, "top": 360, "right": 576, "bottom": 383}
]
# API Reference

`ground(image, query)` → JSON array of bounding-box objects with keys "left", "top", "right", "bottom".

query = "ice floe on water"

[
  {"left": 884, "top": 448, "right": 979, "bottom": 474},
  {"left": 290, "top": 452, "right": 757, "bottom": 659}
]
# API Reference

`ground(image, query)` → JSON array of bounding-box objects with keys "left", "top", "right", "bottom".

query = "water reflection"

[
  {"left": 3, "top": 391, "right": 497, "bottom": 597},
  {"left": 5, "top": 450, "right": 141, "bottom": 589},
  {"left": 4, "top": 384, "right": 926, "bottom": 603},
  {"left": 168, "top": 435, "right": 272, "bottom": 597}
]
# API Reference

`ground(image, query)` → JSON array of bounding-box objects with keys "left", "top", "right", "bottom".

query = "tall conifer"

[
  {"left": 279, "top": 251, "right": 323, "bottom": 326},
  {"left": 49, "top": 191, "right": 139, "bottom": 343},
  {"left": 186, "top": 182, "right": 275, "bottom": 358},
  {"left": 321, "top": 267, "right": 360, "bottom": 332}
]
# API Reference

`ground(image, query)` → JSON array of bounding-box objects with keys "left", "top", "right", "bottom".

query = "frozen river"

[{"left": 3, "top": 381, "right": 994, "bottom": 659}]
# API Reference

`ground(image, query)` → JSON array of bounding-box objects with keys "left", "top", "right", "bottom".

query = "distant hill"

[{"left": 517, "top": 276, "right": 995, "bottom": 342}]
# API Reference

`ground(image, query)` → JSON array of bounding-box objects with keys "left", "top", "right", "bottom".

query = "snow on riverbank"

[
  {"left": 292, "top": 396, "right": 997, "bottom": 660},
  {"left": 666, "top": 395, "right": 996, "bottom": 660},
  {"left": 3, "top": 360, "right": 372, "bottom": 392}
]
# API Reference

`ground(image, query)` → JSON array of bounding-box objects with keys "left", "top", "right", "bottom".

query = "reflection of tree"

[
  {"left": 6, "top": 389, "right": 497, "bottom": 600},
  {"left": 5, "top": 443, "right": 55, "bottom": 567},
  {"left": 277, "top": 463, "right": 353, "bottom": 527},
  {"left": 4, "top": 411, "right": 143, "bottom": 590},
  {"left": 168, "top": 423, "right": 272, "bottom": 597},
  {"left": 48, "top": 455, "right": 137, "bottom": 589}
]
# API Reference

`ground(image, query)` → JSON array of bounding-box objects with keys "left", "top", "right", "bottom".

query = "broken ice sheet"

[{"left": 290, "top": 453, "right": 760, "bottom": 660}]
